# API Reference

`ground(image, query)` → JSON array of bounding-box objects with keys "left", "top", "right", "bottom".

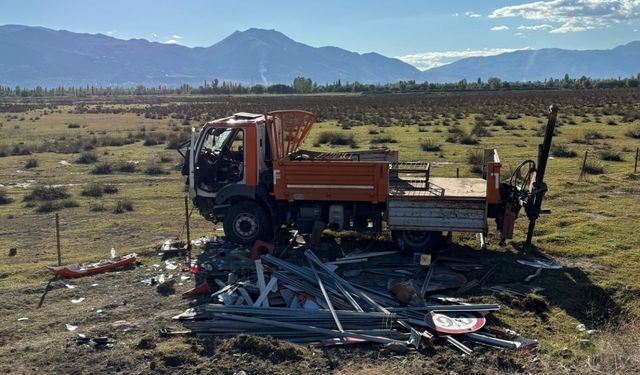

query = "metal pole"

[
  {"left": 456, "top": 168, "right": 459, "bottom": 178},
  {"left": 635, "top": 147, "right": 639, "bottom": 174},
  {"left": 55, "top": 213, "right": 61, "bottom": 266},
  {"left": 524, "top": 104, "right": 558, "bottom": 252},
  {"left": 184, "top": 196, "right": 191, "bottom": 267},
  {"left": 579, "top": 151, "right": 588, "bottom": 181}
]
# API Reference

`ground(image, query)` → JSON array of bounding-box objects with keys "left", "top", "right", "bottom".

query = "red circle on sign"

[{"left": 424, "top": 311, "right": 486, "bottom": 334}]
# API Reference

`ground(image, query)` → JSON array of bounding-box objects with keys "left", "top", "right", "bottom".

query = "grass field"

[{"left": 1, "top": 91, "right": 639, "bottom": 374}]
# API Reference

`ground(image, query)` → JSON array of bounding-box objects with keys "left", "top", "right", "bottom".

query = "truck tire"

[
  {"left": 392, "top": 230, "right": 443, "bottom": 254},
  {"left": 223, "top": 201, "right": 272, "bottom": 245}
]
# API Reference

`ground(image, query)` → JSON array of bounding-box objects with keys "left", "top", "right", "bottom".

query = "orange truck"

[{"left": 179, "top": 108, "right": 557, "bottom": 252}]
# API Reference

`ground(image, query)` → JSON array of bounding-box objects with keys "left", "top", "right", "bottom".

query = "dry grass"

[{"left": 585, "top": 319, "right": 640, "bottom": 374}]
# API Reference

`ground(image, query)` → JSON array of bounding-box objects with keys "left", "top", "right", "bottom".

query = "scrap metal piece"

[
  {"left": 420, "top": 264, "right": 435, "bottom": 297},
  {"left": 218, "top": 313, "right": 406, "bottom": 345},
  {"left": 517, "top": 258, "right": 562, "bottom": 269},
  {"left": 308, "top": 259, "right": 344, "bottom": 332},
  {"left": 254, "top": 259, "right": 269, "bottom": 307},
  {"left": 442, "top": 335, "right": 473, "bottom": 355}
]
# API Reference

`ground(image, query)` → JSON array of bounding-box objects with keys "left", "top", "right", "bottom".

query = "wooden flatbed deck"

[{"left": 389, "top": 177, "right": 486, "bottom": 201}]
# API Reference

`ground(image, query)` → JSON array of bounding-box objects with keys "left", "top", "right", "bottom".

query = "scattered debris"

[
  {"left": 71, "top": 298, "right": 85, "bottom": 304},
  {"left": 47, "top": 253, "right": 137, "bottom": 278},
  {"left": 75, "top": 335, "right": 114, "bottom": 350},
  {"left": 174, "top": 243, "right": 537, "bottom": 354},
  {"left": 182, "top": 281, "right": 210, "bottom": 298},
  {"left": 517, "top": 258, "right": 562, "bottom": 269},
  {"left": 8, "top": 248, "right": 17, "bottom": 256},
  {"left": 156, "top": 279, "right": 176, "bottom": 296},
  {"left": 64, "top": 283, "right": 77, "bottom": 289},
  {"left": 65, "top": 323, "right": 78, "bottom": 331},
  {"left": 17, "top": 317, "right": 29, "bottom": 322}
]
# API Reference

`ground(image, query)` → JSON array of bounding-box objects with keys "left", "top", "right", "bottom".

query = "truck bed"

[
  {"left": 389, "top": 177, "right": 486, "bottom": 200},
  {"left": 387, "top": 177, "right": 488, "bottom": 233}
]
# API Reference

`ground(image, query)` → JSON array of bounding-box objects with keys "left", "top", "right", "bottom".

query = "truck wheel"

[
  {"left": 392, "top": 230, "right": 443, "bottom": 253},
  {"left": 223, "top": 201, "right": 272, "bottom": 245}
]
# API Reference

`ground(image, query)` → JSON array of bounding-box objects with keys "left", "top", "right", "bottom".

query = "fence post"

[
  {"left": 635, "top": 147, "right": 639, "bottom": 174},
  {"left": 55, "top": 213, "right": 61, "bottom": 266},
  {"left": 579, "top": 151, "right": 588, "bottom": 181},
  {"left": 184, "top": 196, "right": 191, "bottom": 268}
]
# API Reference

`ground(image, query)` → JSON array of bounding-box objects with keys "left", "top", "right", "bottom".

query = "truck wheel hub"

[{"left": 234, "top": 213, "right": 258, "bottom": 237}]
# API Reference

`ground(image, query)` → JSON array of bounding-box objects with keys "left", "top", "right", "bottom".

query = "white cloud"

[
  {"left": 517, "top": 24, "right": 554, "bottom": 30},
  {"left": 490, "top": 0, "right": 640, "bottom": 33},
  {"left": 490, "top": 25, "right": 510, "bottom": 31},
  {"left": 452, "top": 12, "right": 460, "bottom": 17},
  {"left": 171, "top": 34, "right": 183, "bottom": 39},
  {"left": 397, "top": 47, "right": 531, "bottom": 71},
  {"left": 164, "top": 39, "right": 178, "bottom": 44},
  {"left": 106, "top": 30, "right": 115, "bottom": 35},
  {"left": 152, "top": 33, "right": 159, "bottom": 38},
  {"left": 515, "top": 32, "right": 527, "bottom": 38},
  {"left": 635, "top": 28, "right": 639, "bottom": 31},
  {"left": 464, "top": 11, "right": 482, "bottom": 18}
]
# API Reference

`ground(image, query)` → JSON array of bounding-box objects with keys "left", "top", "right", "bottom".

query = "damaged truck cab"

[{"left": 180, "top": 109, "right": 546, "bottom": 252}]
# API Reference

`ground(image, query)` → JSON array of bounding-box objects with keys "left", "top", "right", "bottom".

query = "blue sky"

[{"left": 1, "top": 0, "right": 639, "bottom": 70}]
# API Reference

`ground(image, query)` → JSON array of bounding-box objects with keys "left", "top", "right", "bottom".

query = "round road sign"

[{"left": 424, "top": 311, "right": 486, "bottom": 334}]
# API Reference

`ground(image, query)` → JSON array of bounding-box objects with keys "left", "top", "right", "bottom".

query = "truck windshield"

[{"left": 202, "top": 128, "right": 234, "bottom": 152}]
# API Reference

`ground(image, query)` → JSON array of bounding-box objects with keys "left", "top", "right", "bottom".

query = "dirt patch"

[
  {"left": 554, "top": 256, "right": 613, "bottom": 272},
  {"left": 581, "top": 211, "right": 613, "bottom": 220},
  {"left": 219, "top": 335, "right": 304, "bottom": 364}
]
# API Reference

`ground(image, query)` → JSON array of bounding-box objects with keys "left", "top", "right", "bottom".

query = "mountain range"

[{"left": 0, "top": 24, "right": 639, "bottom": 87}]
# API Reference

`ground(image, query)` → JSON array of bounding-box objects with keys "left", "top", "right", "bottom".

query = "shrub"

[
  {"left": 0, "top": 189, "right": 13, "bottom": 205},
  {"left": 145, "top": 165, "right": 168, "bottom": 175},
  {"left": 625, "top": 127, "right": 640, "bottom": 139},
  {"left": 81, "top": 183, "right": 104, "bottom": 197},
  {"left": 471, "top": 123, "right": 492, "bottom": 137},
  {"left": 113, "top": 199, "right": 134, "bottom": 214},
  {"left": 89, "top": 202, "right": 106, "bottom": 212},
  {"left": 75, "top": 152, "right": 98, "bottom": 164},
  {"left": 493, "top": 118, "right": 507, "bottom": 126},
  {"left": 159, "top": 156, "right": 173, "bottom": 163},
  {"left": 316, "top": 131, "right": 357, "bottom": 147},
  {"left": 368, "top": 129, "right": 380, "bottom": 135},
  {"left": 115, "top": 161, "right": 137, "bottom": 173},
  {"left": 67, "top": 123, "right": 81, "bottom": 129},
  {"left": 369, "top": 136, "right": 397, "bottom": 144},
  {"left": 583, "top": 159, "right": 605, "bottom": 175},
  {"left": 551, "top": 144, "right": 578, "bottom": 158},
  {"left": 103, "top": 184, "right": 119, "bottom": 194},
  {"left": 459, "top": 133, "right": 479, "bottom": 145},
  {"left": 467, "top": 149, "right": 485, "bottom": 166},
  {"left": 420, "top": 139, "right": 441, "bottom": 152},
  {"left": 607, "top": 119, "right": 617, "bottom": 126},
  {"left": 584, "top": 130, "right": 606, "bottom": 140},
  {"left": 35, "top": 199, "right": 79, "bottom": 213},
  {"left": 600, "top": 150, "right": 623, "bottom": 162},
  {"left": 24, "top": 158, "right": 38, "bottom": 169},
  {"left": 143, "top": 133, "right": 167, "bottom": 146},
  {"left": 91, "top": 162, "right": 113, "bottom": 175},
  {"left": 166, "top": 134, "right": 188, "bottom": 149},
  {"left": 24, "top": 185, "right": 70, "bottom": 202}
]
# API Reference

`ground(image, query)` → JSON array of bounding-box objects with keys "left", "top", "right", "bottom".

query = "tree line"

[{"left": 1, "top": 74, "right": 639, "bottom": 98}]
